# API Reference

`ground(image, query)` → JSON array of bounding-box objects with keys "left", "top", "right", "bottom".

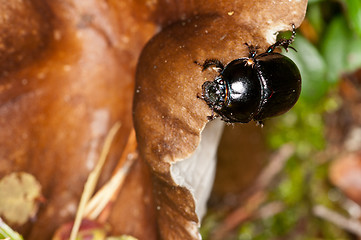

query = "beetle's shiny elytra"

[{"left": 197, "top": 25, "right": 301, "bottom": 124}]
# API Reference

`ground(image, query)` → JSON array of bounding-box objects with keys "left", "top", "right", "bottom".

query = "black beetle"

[{"left": 196, "top": 25, "right": 301, "bottom": 125}]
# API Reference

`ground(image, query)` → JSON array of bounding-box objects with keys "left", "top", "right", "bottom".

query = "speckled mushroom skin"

[
  {"left": 0, "top": 0, "right": 307, "bottom": 239},
  {"left": 0, "top": 1, "right": 156, "bottom": 239},
  {"left": 134, "top": 0, "right": 307, "bottom": 239}
]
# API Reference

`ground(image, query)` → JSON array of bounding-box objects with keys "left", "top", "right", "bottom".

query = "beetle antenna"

[{"left": 196, "top": 92, "right": 204, "bottom": 99}]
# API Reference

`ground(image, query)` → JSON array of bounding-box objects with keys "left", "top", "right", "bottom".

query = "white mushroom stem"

[{"left": 171, "top": 119, "right": 224, "bottom": 221}]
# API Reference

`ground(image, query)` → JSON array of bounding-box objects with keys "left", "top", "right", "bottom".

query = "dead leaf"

[
  {"left": 106, "top": 236, "right": 138, "bottom": 240},
  {"left": 0, "top": 172, "right": 42, "bottom": 225}
]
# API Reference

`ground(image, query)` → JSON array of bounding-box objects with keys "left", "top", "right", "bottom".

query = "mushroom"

[
  {"left": 134, "top": 0, "right": 307, "bottom": 239},
  {"left": 0, "top": 0, "right": 307, "bottom": 239},
  {"left": 0, "top": 0, "right": 156, "bottom": 238}
]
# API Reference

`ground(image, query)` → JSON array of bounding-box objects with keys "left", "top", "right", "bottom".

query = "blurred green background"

[{"left": 202, "top": 0, "right": 361, "bottom": 239}]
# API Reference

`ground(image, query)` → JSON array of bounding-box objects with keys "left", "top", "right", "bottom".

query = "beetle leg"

[
  {"left": 196, "top": 92, "right": 204, "bottom": 99},
  {"left": 266, "top": 24, "right": 296, "bottom": 53},
  {"left": 194, "top": 59, "right": 225, "bottom": 72},
  {"left": 288, "top": 46, "right": 297, "bottom": 52},
  {"left": 206, "top": 109, "right": 218, "bottom": 121},
  {"left": 256, "top": 120, "right": 264, "bottom": 128},
  {"left": 244, "top": 43, "right": 259, "bottom": 58}
]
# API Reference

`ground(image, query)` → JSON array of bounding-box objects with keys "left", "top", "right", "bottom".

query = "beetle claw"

[
  {"left": 267, "top": 23, "right": 297, "bottom": 53},
  {"left": 207, "top": 110, "right": 217, "bottom": 121},
  {"left": 245, "top": 43, "right": 259, "bottom": 58},
  {"left": 195, "top": 59, "right": 225, "bottom": 72},
  {"left": 256, "top": 120, "right": 264, "bottom": 128}
]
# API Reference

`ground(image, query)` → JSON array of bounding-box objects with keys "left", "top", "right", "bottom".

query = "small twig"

[
  {"left": 313, "top": 205, "right": 361, "bottom": 237},
  {"left": 213, "top": 192, "right": 266, "bottom": 240},
  {"left": 242, "top": 144, "right": 294, "bottom": 198},
  {"left": 213, "top": 144, "right": 294, "bottom": 240},
  {"left": 255, "top": 201, "right": 285, "bottom": 219}
]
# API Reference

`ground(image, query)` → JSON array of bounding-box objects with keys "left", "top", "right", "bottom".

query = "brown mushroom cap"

[
  {"left": 0, "top": 0, "right": 307, "bottom": 239},
  {"left": 134, "top": 0, "right": 307, "bottom": 239},
  {"left": 0, "top": 1, "right": 156, "bottom": 239}
]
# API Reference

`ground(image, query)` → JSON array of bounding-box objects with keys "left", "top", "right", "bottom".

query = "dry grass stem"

[
  {"left": 69, "top": 122, "right": 121, "bottom": 240},
  {"left": 313, "top": 205, "right": 361, "bottom": 237},
  {"left": 84, "top": 129, "right": 138, "bottom": 220}
]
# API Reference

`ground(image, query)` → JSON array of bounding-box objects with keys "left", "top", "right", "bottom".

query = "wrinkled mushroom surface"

[
  {"left": 134, "top": 0, "right": 307, "bottom": 239},
  {"left": 0, "top": 0, "right": 307, "bottom": 239},
  {"left": 0, "top": 0, "right": 156, "bottom": 239}
]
